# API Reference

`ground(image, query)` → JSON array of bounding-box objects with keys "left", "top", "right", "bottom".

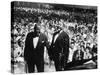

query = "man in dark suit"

[
  {"left": 49, "top": 26, "right": 69, "bottom": 71},
  {"left": 24, "top": 24, "right": 49, "bottom": 73}
]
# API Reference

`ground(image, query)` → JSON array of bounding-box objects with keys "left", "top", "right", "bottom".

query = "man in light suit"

[{"left": 24, "top": 24, "right": 49, "bottom": 73}]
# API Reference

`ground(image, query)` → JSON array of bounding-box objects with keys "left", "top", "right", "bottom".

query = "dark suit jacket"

[
  {"left": 50, "top": 31, "right": 69, "bottom": 61},
  {"left": 24, "top": 32, "right": 49, "bottom": 62}
]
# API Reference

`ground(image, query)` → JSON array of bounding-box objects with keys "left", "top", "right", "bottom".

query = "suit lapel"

[
  {"left": 35, "top": 34, "right": 42, "bottom": 49},
  {"left": 54, "top": 31, "right": 63, "bottom": 43}
]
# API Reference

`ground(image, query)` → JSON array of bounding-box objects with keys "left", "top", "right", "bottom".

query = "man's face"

[
  {"left": 86, "top": 48, "right": 90, "bottom": 53},
  {"left": 63, "top": 26, "right": 68, "bottom": 32},
  {"left": 86, "top": 43, "right": 90, "bottom": 47},
  {"left": 34, "top": 26, "right": 40, "bottom": 36},
  {"left": 71, "top": 43, "right": 74, "bottom": 49}
]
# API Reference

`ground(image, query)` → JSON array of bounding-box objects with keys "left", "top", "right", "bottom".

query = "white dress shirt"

[
  {"left": 54, "top": 34, "right": 59, "bottom": 43},
  {"left": 54, "top": 30, "right": 62, "bottom": 43},
  {"left": 33, "top": 37, "right": 39, "bottom": 48}
]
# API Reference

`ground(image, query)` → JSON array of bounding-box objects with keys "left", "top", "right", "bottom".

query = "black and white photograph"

[{"left": 11, "top": 1, "right": 97, "bottom": 74}]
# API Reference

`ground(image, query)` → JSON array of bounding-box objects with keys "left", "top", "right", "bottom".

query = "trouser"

[
  {"left": 26, "top": 58, "right": 44, "bottom": 73},
  {"left": 53, "top": 53, "right": 63, "bottom": 71},
  {"left": 54, "top": 53, "right": 69, "bottom": 71}
]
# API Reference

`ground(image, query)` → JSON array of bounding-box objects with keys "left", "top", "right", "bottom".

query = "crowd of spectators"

[{"left": 11, "top": 6, "right": 97, "bottom": 64}]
